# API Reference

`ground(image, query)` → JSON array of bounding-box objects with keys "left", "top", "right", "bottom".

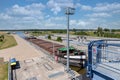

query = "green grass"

[
  {"left": 87, "top": 31, "right": 97, "bottom": 36},
  {"left": 0, "top": 63, "right": 8, "bottom": 80},
  {"left": 0, "top": 33, "right": 17, "bottom": 50},
  {"left": 30, "top": 31, "right": 53, "bottom": 36}
]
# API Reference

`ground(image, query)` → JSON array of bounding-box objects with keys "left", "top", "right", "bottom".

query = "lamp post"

[{"left": 65, "top": 7, "right": 75, "bottom": 71}]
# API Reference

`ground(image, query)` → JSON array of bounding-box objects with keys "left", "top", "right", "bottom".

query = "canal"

[{"left": 16, "top": 31, "right": 87, "bottom": 78}]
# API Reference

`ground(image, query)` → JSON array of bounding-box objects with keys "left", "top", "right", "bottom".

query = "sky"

[{"left": 0, "top": 0, "right": 120, "bottom": 30}]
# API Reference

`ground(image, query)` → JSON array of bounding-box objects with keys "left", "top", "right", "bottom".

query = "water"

[{"left": 15, "top": 31, "right": 26, "bottom": 38}]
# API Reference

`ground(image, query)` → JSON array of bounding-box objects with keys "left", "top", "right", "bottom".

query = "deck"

[
  {"left": 93, "top": 63, "right": 120, "bottom": 80},
  {"left": 14, "top": 57, "right": 74, "bottom": 80}
]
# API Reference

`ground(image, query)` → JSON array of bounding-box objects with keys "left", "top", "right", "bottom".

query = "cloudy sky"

[{"left": 0, "top": 0, "right": 120, "bottom": 30}]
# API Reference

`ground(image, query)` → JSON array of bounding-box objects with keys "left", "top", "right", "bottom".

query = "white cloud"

[
  {"left": 79, "top": 2, "right": 120, "bottom": 13},
  {"left": 0, "top": 3, "right": 46, "bottom": 29},
  {"left": 69, "top": 17, "right": 119, "bottom": 29},
  {"left": 43, "top": 16, "right": 66, "bottom": 29},
  {"left": 75, "top": 3, "right": 81, "bottom": 8},
  {"left": 49, "top": 16, "right": 65, "bottom": 21},
  {"left": 51, "top": 4, "right": 61, "bottom": 15},
  {"left": 112, "top": 10, "right": 120, "bottom": 14},
  {"left": 81, "top": 5, "right": 92, "bottom": 10},
  {"left": 44, "top": 23, "right": 65, "bottom": 29},
  {"left": 93, "top": 3, "right": 120, "bottom": 12},
  {"left": 0, "top": 2, "right": 69, "bottom": 29},
  {"left": 70, "top": 20, "right": 90, "bottom": 29},
  {"left": 86, "top": 12, "right": 111, "bottom": 18},
  {"left": 7, "top": 3, "right": 45, "bottom": 17},
  {"left": 47, "top": 0, "right": 74, "bottom": 14},
  {"left": 45, "top": 15, "right": 50, "bottom": 18},
  {"left": 108, "top": 21, "right": 120, "bottom": 27},
  {"left": 0, "top": 1, "right": 120, "bottom": 30},
  {"left": 11, "top": 4, "right": 30, "bottom": 16},
  {"left": 0, "top": 13, "right": 12, "bottom": 20},
  {"left": 79, "top": 2, "right": 120, "bottom": 18},
  {"left": 26, "top": 3, "right": 45, "bottom": 10},
  {"left": 78, "top": 20, "right": 89, "bottom": 27}
]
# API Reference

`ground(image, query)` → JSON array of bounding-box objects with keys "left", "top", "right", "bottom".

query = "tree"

[
  {"left": 56, "top": 37, "right": 62, "bottom": 42},
  {"left": 97, "top": 27, "right": 103, "bottom": 33},
  {"left": 48, "top": 35, "right": 51, "bottom": 39},
  {"left": 97, "top": 27, "right": 103, "bottom": 37},
  {"left": 104, "top": 28, "right": 110, "bottom": 32}
]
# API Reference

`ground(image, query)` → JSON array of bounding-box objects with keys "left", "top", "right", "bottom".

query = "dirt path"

[{"left": 0, "top": 34, "right": 44, "bottom": 61}]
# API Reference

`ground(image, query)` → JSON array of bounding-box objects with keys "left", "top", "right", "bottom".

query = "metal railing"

[
  {"left": 87, "top": 40, "right": 120, "bottom": 79},
  {"left": 8, "top": 58, "right": 11, "bottom": 80},
  {"left": 92, "top": 46, "right": 120, "bottom": 67}
]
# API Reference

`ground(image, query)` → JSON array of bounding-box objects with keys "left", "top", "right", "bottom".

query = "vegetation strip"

[
  {"left": 0, "top": 58, "right": 8, "bottom": 80},
  {"left": 29, "top": 28, "right": 120, "bottom": 38},
  {"left": 0, "top": 33, "right": 17, "bottom": 50}
]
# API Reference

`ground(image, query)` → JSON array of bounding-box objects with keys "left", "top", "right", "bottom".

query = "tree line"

[{"left": 95, "top": 27, "right": 120, "bottom": 38}]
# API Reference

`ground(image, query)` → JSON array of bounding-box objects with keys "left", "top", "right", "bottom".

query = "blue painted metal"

[
  {"left": 10, "top": 58, "right": 16, "bottom": 63},
  {"left": 93, "top": 70, "right": 114, "bottom": 80},
  {"left": 87, "top": 40, "right": 104, "bottom": 78},
  {"left": 87, "top": 39, "right": 120, "bottom": 79}
]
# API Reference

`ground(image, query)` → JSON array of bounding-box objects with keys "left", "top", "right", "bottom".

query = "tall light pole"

[{"left": 65, "top": 7, "right": 75, "bottom": 72}]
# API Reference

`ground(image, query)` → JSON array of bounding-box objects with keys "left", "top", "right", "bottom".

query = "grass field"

[
  {"left": 0, "top": 58, "right": 8, "bottom": 80},
  {"left": 0, "top": 33, "right": 17, "bottom": 50}
]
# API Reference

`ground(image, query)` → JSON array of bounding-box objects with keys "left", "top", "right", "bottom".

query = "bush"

[
  {"left": 0, "top": 39, "right": 3, "bottom": 42},
  {"left": 56, "top": 37, "right": 62, "bottom": 42},
  {"left": 48, "top": 35, "right": 51, "bottom": 39},
  {"left": 93, "top": 31, "right": 97, "bottom": 34},
  {"left": 0, "top": 35, "right": 4, "bottom": 42}
]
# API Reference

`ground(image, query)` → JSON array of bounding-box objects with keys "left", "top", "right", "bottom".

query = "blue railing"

[{"left": 87, "top": 40, "right": 120, "bottom": 79}]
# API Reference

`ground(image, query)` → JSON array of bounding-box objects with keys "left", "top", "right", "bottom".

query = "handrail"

[
  {"left": 8, "top": 58, "right": 11, "bottom": 80},
  {"left": 87, "top": 39, "right": 120, "bottom": 79}
]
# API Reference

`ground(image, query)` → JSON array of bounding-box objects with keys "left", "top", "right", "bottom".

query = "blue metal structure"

[
  {"left": 10, "top": 58, "right": 16, "bottom": 66},
  {"left": 87, "top": 39, "right": 120, "bottom": 80}
]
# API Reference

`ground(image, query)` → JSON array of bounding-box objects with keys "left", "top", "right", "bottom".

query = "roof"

[{"left": 58, "top": 46, "right": 75, "bottom": 51}]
